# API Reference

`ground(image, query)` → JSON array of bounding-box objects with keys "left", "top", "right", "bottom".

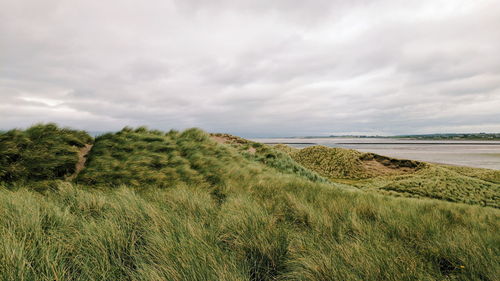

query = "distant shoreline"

[
  {"left": 336, "top": 142, "right": 500, "bottom": 145},
  {"left": 262, "top": 142, "right": 500, "bottom": 145}
]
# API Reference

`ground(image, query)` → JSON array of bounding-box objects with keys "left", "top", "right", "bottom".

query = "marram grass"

[
  {"left": 1, "top": 180, "right": 498, "bottom": 281},
  {"left": 275, "top": 144, "right": 500, "bottom": 208},
  {"left": 0, "top": 124, "right": 499, "bottom": 281},
  {"left": 0, "top": 123, "right": 92, "bottom": 182}
]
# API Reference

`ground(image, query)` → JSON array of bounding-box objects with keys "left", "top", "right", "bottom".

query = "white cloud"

[{"left": 1, "top": 0, "right": 499, "bottom": 136}]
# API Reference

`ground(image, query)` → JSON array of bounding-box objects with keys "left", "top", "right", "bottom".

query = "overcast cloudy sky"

[{"left": 1, "top": 0, "right": 500, "bottom": 136}]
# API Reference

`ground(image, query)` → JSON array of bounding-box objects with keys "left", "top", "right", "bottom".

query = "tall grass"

[
  {"left": 0, "top": 125, "right": 499, "bottom": 280},
  {"left": 0, "top": 177, "right": 498, "bottom": 281}
]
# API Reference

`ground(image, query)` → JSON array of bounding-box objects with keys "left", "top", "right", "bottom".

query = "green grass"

[
  {"left": 1, "top": 178, "right": 498, "bottom": 281},
  {"left": 0, "top": 125, "right": 499, "bottom": 280},
  {"left": 362, "top": 165, "right": 500, "bottom": 208},
  {"left": 77, "top": 127, "right": 319, "bottom": 190},
  {"left": 210, "top": 134, "right": 326, "bottom": 183},
  {"left": 442, "top": 165, "right": 500, "bottom": 184},
  {"left": 275, "top": 145, "right": 500, "bottom": 208},
  {"left": 0, "top": 123, "right": 92, "bottom": 183},
  {"left": 274, "top": 145, "right": 424, "bottom": 180},
  {"left": 284, "top": 145, "right": 370, "bottom": 179}
]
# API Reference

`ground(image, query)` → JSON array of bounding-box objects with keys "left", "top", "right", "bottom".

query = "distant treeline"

[
  {"left": 393, "top": 133, "right": 500, "bottom": 140},
  {"left": 311, "top": 133, "right": 500, "bottom": 140}
]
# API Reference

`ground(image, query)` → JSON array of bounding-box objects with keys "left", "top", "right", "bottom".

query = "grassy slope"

[
  {"left": 443, "top": 165, "right": 500, "bottom": 184},
  {"left": 373, "top": 166, "right": 499, "bottom": 207},
  {"left": 210, "top": 133, "right": 327, "bottom": 184},
  {"left": 275, "top": 145, "right": 500, "bottom": 208},
  {"left": 0, "top": 125, "right": 499, "bottom": 281}
]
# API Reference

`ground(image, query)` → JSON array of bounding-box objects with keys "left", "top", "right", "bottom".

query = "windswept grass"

[
  {"left": 287, "top": 146, "right": 369, "bottom": 179},
  {"left": 77, "top": 127, "right": 257, "bottom": 189},
  {"left": 373, "top": 165, "right": 500, "bottom": 208},
  {"left": 0, "top": 126, "right": 499, "bottom": 280},
  {"left": 0, "top": 123, "right": 92, "bottom": 183},
  {"left": 443, "top": 165, "right": 500, "bottom": 184},
  {"left": 0, "top": 177, "right": 498, "bottom": 281},
  {"left": 211, "top": 134, "right": 326, "bottom": 183},
  {"left": 275, "top": 144, "right": 500, "bottom": 208},
  {"left": 275, "top": 145, "right": 423, "bottom": 180}
]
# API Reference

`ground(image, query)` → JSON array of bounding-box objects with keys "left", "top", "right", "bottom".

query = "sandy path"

[{"left": 67, "top": 144, "right": 93, "bottom": 180}]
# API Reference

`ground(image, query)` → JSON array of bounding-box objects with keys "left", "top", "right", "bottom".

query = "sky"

[{"left": 1, "top": 0, "right": 500, "bottom": 137}]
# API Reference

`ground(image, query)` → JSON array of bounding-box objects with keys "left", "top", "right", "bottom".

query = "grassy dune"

[
  {"left": 278, "top": 145, "right": 423, "bottom": 179},
  {"left": 0, "top": 124, "right": 499, "bottom": 281},
  {"left": 0, "top": 124, "right": 92, "bottom": 184},
  {"left": 443, "top": 165, "right": 500, "bottom": 184},
  {"left": 275, "top": 144, "right": 500, "bottom": 208},
  {"left": 374, "top": 165, "right": 500, "bottom": 207}
]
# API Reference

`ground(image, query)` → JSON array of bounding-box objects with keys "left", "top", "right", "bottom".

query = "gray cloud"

[{"left": 1, "top": 0, "right": 500, "bottom": 136}]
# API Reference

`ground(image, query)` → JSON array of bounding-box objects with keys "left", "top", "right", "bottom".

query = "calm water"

[{"left": 251, "top": 138, "right": 500, "bottom": 170}]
